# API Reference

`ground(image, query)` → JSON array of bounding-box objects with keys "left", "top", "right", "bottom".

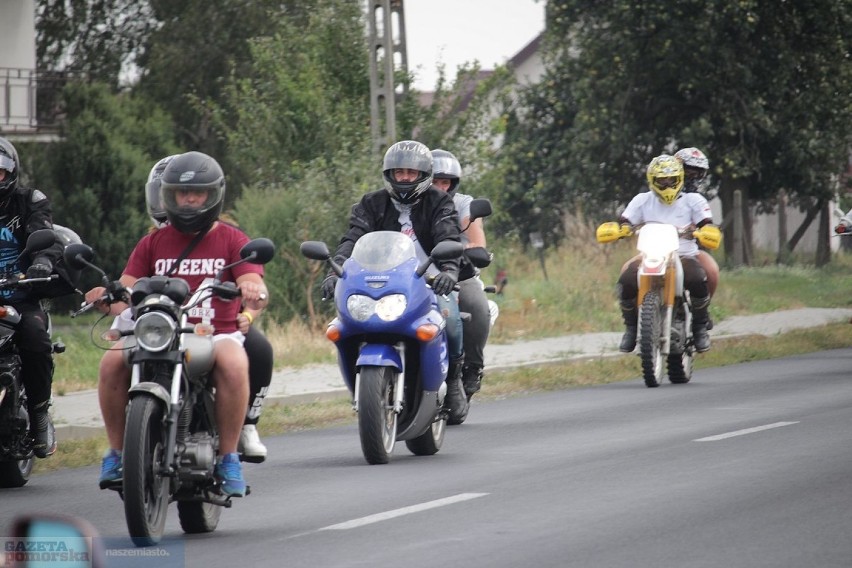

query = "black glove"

[
  {"left": 431, "top": 271, "right": 457, "bottom": 296},
  {"left": 26, "top": 258, "right": 52, "bottom": 279},
  {"left": 321, "top": 274, "right": 338, "bottom": 300}
]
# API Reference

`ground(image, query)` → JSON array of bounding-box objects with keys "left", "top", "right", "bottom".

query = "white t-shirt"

[
  {"left": 621, "top": 192, "right": 713, "bottom": 257},
  {"left": 453, "top": 193, "right": 473, "bottom": 247}
]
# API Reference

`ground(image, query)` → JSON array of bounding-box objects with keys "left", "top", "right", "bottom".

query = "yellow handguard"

[
  {"left": 694, "top": 225, "right": 722, "bottom": 250},
  {"left": 596, "top": 222, "right": 633, "bottom": 243}
]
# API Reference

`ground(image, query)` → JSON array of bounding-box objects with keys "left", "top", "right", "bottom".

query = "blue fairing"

[{"left": 331, "top": 232, "right": 449, "bottom": 394}]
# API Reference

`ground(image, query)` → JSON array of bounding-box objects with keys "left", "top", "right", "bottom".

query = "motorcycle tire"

[
  {"left": 405, "top": 414, "right": 446, "bottom": 456},
  {"left": 178, "top": 498, "right": 222, "bottom": 534},
  {"left": 0, "top": 457, "right": 33, "bottom": 488},
  {"left": 358, "top": 366, "right": 398, "bottom": 465},
  {"left": 123, "top": 396, "right": 170, "bottom": 546},
  {"left": 639, "top": 291, "right": 665, "bottom": 388},
  {"left": 668, "top": 351, "right": 694, "bottom": 384}
]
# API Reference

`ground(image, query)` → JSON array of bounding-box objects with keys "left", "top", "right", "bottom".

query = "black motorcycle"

[
  {"left": 66, "top": 237, "right": 275, "bottom": 546},
  {"left": 0, "top": 229, "right": 66, "bottom": 488}
]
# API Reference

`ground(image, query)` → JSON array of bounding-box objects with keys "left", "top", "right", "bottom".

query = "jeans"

[{"left": 436, "top": 292, "right": 463, "bottom": 361}]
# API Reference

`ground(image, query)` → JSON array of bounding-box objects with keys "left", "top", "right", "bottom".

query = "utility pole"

[{"left": 367, "top": 0, "right": 409, "bottom": 156}]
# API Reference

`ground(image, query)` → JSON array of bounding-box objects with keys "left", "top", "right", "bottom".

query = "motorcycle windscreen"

[{"left": 350, "top": 231, "right": 417, "bottom": 271}]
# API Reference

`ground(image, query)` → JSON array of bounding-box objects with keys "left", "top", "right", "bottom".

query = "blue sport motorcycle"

[{"left": 301, "top": 232, "right": 463, "bottom": 464}]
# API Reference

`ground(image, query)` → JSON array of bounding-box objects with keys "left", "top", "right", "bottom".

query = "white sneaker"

[{"left": 238, "top": 424, "right": 267, "bottom": 463}]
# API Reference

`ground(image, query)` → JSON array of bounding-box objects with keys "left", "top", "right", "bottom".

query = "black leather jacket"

[
  {"left": 0, "top": 186, "right": 63, "bottom": 303},
  {"left": 333, "top": 187, "right": 462, "bottom": 277}
]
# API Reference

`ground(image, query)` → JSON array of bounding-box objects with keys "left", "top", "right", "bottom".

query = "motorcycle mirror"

[
  {"left": 63, "top": 243, "right": 95, "bottom": 271},
  {"left": 240, "top": 238, "right": 276, "bottom": 265},
  {"left": 300, "top": 241, "right": 330, "bottom": 262},
  {"left": 465, "top": 247, "right": 493, "bottom": 268},
  {"left": 468, "top": 198, "right": 492, "bottom": 222},
  {"left": 25, "top": 229, "right": 57, "bottom": 254},
  {"left": 63, "top": 242, "right": 110, "bottom": 285},
  {"left": 431, "top": 240, "right": 464, "bottom": 262},
  {"left": 11, "top": 513, "right": 104, "bottom": 567}
]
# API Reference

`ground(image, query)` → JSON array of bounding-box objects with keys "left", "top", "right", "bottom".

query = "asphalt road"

[{"left": 4, "top": 348, "right": 852, "bottom": 568}]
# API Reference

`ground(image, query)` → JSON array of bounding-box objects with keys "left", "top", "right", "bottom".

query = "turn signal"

[
  {"left": 101, "top": 329, "right": 122, "bottom": 342},
  {"left": 416, "top": 323, "right": 440, "bottom": 342},
  {"left": 326, "top": 325, "right": 341, "bottom": 342}
]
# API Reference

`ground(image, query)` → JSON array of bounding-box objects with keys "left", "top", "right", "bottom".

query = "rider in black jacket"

[
  {"left": 322, "top": 140, "right": 468, "bottom": 420},
  {"left": 0, "top": 137, "right": 64, "bottom": 458}
]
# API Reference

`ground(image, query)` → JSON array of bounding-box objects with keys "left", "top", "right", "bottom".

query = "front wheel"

[
  {"left": 0, "top": 458, "right": 33, "bottom": 488},
  {"left": 639, "top": 291, "right": 665, "bottom": 388},
  {"left": 123, "top": 396, "right": 170, "bottom": 546},
  {"left": 358, "top": 366, "right": 398, "bottom": 465}
]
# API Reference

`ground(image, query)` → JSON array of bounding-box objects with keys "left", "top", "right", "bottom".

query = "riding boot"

[
  {"left": 462, "top": 363, "right": 483, "bottom": 400},
  {"left": 692, "top": 296, "right": 711, "bottom": 353},
  {"left": 445, "top": 355, "right": 469, "bottom": 425},
  {"left": 29, "top": 400, "right": 56, "bottom": 458},
  {"left": 619, "top": 300, "right": 638, "bottom": 353}
]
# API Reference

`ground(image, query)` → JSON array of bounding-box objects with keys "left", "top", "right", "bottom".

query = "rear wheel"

[
  {"left": 123, "top": 396, "right": 170, "bottom": 546},
  {"left": 405, "top": 414, "right": 446, "bottom": 456},
  {"left": 358, "top": 366, "right": 397, "bottom": 465},
  {"left": 0, "top": 458, "right": 33, "bottom": 488},
  {"left": 668, "top": 351, "right": 694, "bottom": 384},
  {"left": 178, "top": 498, "right": 222, "bottom": 534},
  {"left": 639, "top": 291, "right": 664, "bottom": 388}
]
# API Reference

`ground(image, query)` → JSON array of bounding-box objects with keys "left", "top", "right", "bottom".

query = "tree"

[
  {"left": 506, "top": 0, "right": 852, "bottom": 258},
  {"left": 23, "top": 82, "right": 179, "bottom": 281}
]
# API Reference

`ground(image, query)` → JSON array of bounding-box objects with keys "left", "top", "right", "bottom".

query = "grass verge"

[{"left": 34, "top": 321, "right": 852, "bottom": 475}]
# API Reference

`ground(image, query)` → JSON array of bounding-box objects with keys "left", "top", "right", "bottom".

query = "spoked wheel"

[
  {"left": 358, "top": 366, "right": 398, "bottom": 465},
  {"left": 178, "top": 497, "right": 222, "bottom": 534},
  {"left": 0, "top": 457, "right": 33, "bottom": 488},
  {"left": 124, "top": 396, "right": 170, "bottom": 546},
  {"left": 639, "top": 291, "right": 665, "bottom": 388},
  {"left": 405, "top": 412, "right": 446, "bottom": 456},
  {"left": 668, "top": 349, "right": 694, "bottom": 384}
]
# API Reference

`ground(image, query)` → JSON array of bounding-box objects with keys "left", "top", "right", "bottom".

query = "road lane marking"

[
  {"left": 694, "top": 421, "right": 799, "bottom": 442},
  {"left": 319, "top": 493, "right": 489, "bottom": 531}
]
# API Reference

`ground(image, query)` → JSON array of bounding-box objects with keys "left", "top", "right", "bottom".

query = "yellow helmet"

[{"left": 646, "top": 154, "right": 684, "bottom": 205}]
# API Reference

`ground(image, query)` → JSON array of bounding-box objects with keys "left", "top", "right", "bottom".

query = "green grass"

[{"left": 47, "top": 241, "right": 852, "bottom": 394}]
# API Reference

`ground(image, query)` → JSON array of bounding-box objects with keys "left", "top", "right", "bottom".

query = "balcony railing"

[{"left": 0, "top": 67, "right": 69, "bottom": 137}]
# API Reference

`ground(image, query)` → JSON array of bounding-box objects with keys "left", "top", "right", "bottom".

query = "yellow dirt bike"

[{"left": 597, "top": 222, "right": 721, "bottom": 387}]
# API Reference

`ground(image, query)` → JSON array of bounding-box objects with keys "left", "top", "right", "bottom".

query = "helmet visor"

[
  {"left": 654, "top": 176, "right": 680, "bottom": 189},
  {"left": 0, "top": 155, "right": 15, "bottom": 173},
  {"left": 161, "top": 182, "right": 224, "bottom": 216}
]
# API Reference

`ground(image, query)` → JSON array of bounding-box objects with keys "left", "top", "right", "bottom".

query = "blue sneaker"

[
  {"left": 215, "top": 452, "right": 246, "bottom": 497},
  {"left": 99, "top": 449, "right": 122, "bottom": 489}
]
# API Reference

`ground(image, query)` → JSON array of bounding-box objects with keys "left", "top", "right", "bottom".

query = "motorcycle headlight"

[
  {"left": 134, "top": 311, "right": 176, "bottom": 352},
  {"left": 345, "top": 294, "right": 407, "bottom": 322},
  {"left": 375, "top": 294, "right": 407, "bottom": 321},
  {"left": 346, "top": 294, "right": 375, "bottom": 322}
]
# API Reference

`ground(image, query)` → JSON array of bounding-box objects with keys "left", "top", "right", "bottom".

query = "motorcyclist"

[
  {"left": 0, "top": 137, "right": 64, "bottom": 458},
  {"left": 430, "top": 149, "right": 492, "bottom": 401},
  {"left": 616, "top": 154, "right": 717, "bottom": 353},
  {"left": 321, "top": 140, "right": 468, "bottom": 421},
  {"left": 674, "top": 147, "right": 720, "bottom": 299},
  {"left": 142, "top": 155, "right": 273, "bottom": 462},
  {"left": 85, "top": 151, "right": 268, "bottom": 497}
]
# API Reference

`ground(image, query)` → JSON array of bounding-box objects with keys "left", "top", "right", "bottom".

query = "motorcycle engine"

[{"left": 177, "top": 433, "right": 216, "bottom": 481}]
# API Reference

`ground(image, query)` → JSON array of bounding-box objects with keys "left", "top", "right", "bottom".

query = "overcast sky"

[{"left": 402, "top": 0, "right": 545, "bottom": 91}]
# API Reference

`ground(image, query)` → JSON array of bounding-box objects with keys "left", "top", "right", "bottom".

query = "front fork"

[
  {"left": 637, "top": 267, "right": 677, "bottom": 355},
  {"left": 353, "top": 343, "right": 405, "bottom": 414}
]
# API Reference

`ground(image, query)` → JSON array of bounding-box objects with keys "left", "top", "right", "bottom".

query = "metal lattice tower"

[{"left": 367, "top": 0, "right": 408, "bottom": 156}]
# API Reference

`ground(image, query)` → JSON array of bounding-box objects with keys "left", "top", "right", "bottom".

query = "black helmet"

[
  {"left": 159, "top": 151, "right": 225, "bottom": 234},
  {"left": 430, "top": 149, "right": 462, "bottom": 196},
  {"left": 0, "top": 137, "right": 20, "bottom": 202},
  {"left": 145, "top": 155, "right": 178, "bottom": 228},
  {"left": 382, "top": 140, "right": 433, "bottom": 204}
]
